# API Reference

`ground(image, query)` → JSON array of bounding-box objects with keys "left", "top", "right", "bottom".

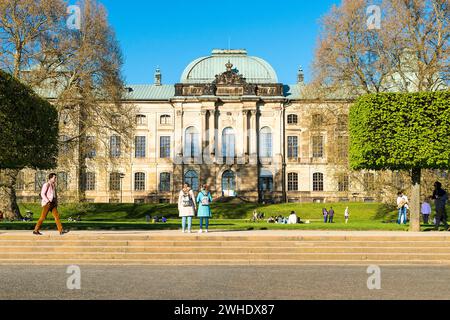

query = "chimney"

[
  {"left": 297, "top": 66, "right": 304, "bottom": 84},
  {"left": 154, "top": 66, "right": 162, "bottom": 86}
]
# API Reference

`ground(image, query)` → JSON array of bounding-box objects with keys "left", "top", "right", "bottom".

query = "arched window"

[
  {"left": 288, "top": 173, "right": 298, "bottom": 191},
  {"left": 313, "top": 173, "right": 324, "bottom": 191},
  {"left": 312, "top": 113, "right": 324, "bottom": 128},
  {"left": 160, "top": 115, "right": 171, "bottom": 125},
  {"left": 136, "top": 114, "right": 147, "bottom": 125},
  {"left": 134, "top": 172, "right": 146, "bottom": 191},
  {"left": 222, "top": 170, "right": 236, "bottom": 197},
  {"left": 259, "top": 127, "right": 272, "bottom": 158},
  {"left": 287, "top": 114, "right": 298, "bottom": 125},
  {"left": 222, "top": 127, "right": 235, "bottom": 159},
  {"left": 184, "top": 170, "right": 199, "bottom": 191},
  {"left": 259, "top": 169, "right": 273, "bottom": 192},
  {"left": 184, "top": 127, "right": 200, "bottom": 158}
]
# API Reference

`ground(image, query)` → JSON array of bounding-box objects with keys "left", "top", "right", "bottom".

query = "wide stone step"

[
  {"left": 0, "top": 259, "right": 448, "bottom": 266},
  {"left": 1, "top": 246, "right": 450, "bottom": 254},
  {"left": 1, "top": 252, "right": 450, "bottom": 261},
  {"left": 1, "top": 240, "right": 450, "bottom": 248},
  {"left": 1, "top": 234, "right": 450, "bottom": 241}
]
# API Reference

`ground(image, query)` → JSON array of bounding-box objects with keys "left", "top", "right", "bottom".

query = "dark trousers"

[
  {"left": 323, "top": 215, "right": 328, "bottom": 223},
  {"left": 422, "top": 214, "right": 430, "bottom": 224},
  {"left": 328, "top": 216, "right": 334, "bottom": 223},
  {"left": 435, "top": 207, "right": 449, "bottom": 230}
]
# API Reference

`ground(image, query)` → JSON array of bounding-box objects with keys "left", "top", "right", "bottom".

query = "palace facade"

[{"left": 17, "top": 49, "right": 389, "bottom": 204}]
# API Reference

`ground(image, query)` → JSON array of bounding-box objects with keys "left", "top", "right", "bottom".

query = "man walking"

[
  {"left": 328, "top": 207, "right": 335, "bottom": 223},
  {"left": 33, "top": 173, "right": 69, "bottom": 236},
  {"left": 432, "top": 181, "right": 449, "bottom": 231}
]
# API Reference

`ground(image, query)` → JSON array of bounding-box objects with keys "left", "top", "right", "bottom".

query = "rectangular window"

[
  {"left": 35, "top": 171, "right": 47, "bottom": 191},
  {"left": 364, "top": 173, "right": 375, "bottom": 192},
  {"left": 287, "top": 136, "right": 298, "bottom": 158},
  {"left": 159, "top": 173, "right": 171, "bottom": 192},
  {"left": 337, "top": 136, "right": 349, "bottom": 159},
  {"left": 134, "top": 172, "right": 146, "bottom": 191},
  {"left": 135, "top": 136, "right": 146, "bottom": 158},
  {"left": 83, "top": 172, "right": 96, "bottom": 191},
  {"left": 86, "top": 136, "right": 96, "bottom": 158},
  {"left": 109, "top": 172, "right": 121, "bottom": 191},
  {"left": 288, "top": 173, "right": 298, "bottom": 191},
  {"left": 110, "top": 135, "right": 121, "bottom": 158},
  {"left": 312, "top": 136, "right": 324, "bottom": 158},
  {"left": 338, "top": 174, "right": 349, "bottom": 192},
  {"left": 57, "top": 172, "right": 68, "bottom": 192},
  {"left": 160, "top": 136, "right": 171, "bottom": 158},
  {"left": 313, "top": 173, "right": 324, "bottom": 191}
]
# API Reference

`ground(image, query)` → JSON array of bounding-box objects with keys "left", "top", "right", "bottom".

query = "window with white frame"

[
  {"left": 287, "top": 136, "right": 298, "bottom": 158},
  {"left": 134, "top": 172, "right": 146, "bottom": 191},
  {"left": 135, "top": 136, "right": 146, "bottom": 158},
  {"left": 288, "top": 173, "right": 298, "bottom": 191},
  {"left": 313, "top": 172, "right": 324, "bottom": 191}
]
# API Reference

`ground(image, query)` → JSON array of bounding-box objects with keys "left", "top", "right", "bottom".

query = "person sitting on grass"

[
  {"left": 267, "top": 216, "right": 275, "bottom": 223},
  {"left": 288, "top": 211, "right": 298, "bottom": 224}
]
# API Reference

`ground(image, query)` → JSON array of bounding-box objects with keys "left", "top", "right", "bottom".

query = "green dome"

[{"left": 180, "top": 49, "right": 278, "bottom": 84}]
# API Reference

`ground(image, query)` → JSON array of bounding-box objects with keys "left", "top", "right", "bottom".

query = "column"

[
  {"left": 209, "top": 109, "right": 216, "bottom": 158},
  {"left": 249, "top": 109, "right": 258, "bottom": 165},
  {"left": 242, "top": 110, "right": 248, "bottom": 164}
]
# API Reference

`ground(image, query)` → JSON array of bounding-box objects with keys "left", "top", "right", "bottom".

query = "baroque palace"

[{"left": 17, "top": 49, "right": 388, "bottom": 204}]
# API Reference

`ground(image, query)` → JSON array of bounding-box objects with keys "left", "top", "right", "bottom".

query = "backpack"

[
  {"left": 182, "top": 192, "right": 192, "bottom": 207},
  {"left": 201, "top": 192, "right": 210, "bottom": 206}
]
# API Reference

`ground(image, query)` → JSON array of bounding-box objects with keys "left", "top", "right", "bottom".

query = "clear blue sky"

[{"left": 94, "top": 0, "right": 340, "bottom": 85}]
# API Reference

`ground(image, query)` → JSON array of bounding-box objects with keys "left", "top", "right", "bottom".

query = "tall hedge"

[
  {"left": 0, "top": 70, "right": 58, "bottom": 170},
  {"left": 350, "top": 91, "right": 450, "bottom": 171}
]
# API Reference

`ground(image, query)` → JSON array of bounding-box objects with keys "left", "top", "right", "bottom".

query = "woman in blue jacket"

[{"left": 197, "top": 184, "right": 213, "bottom": 233}]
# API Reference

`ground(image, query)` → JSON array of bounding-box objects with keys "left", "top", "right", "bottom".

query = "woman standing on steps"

[
  {"left": 178, "top": 183, "right": 197, "bottom": 233},
  {"left": 197, "top": 184, "right": 213, "bottom": 233}
]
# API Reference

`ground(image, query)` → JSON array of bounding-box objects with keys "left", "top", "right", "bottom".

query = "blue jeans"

[
  {"left": 328, "top": 216, "right": 334, "bottom": 223},
  {"left": 199, "top": 217, "right": 209, "bottom": 230},
  {"left": 324, "top": 215, "right": 328, "bottom": 223},
  {"left": 182, "top": 216, "right": 192, "bottom": 231},
  {"left": 397, "top": 207, "right": 407, "bottom": 224}
]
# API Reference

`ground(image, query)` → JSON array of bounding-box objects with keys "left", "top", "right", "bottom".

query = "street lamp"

[{"left": 119, "top": 173, "right": 126, "bottom": 203}]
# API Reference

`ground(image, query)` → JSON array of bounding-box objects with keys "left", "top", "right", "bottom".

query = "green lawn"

[{"left": 0, "top": 201, "right": 432, "bottom": 231}]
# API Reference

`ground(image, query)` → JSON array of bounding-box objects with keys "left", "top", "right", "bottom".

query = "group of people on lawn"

[
  {"left": 31, "top": 173, "right": 449, "bottom": 235},
  {"left": 398, "top": 181, "right": 449, "bottom": 231}
]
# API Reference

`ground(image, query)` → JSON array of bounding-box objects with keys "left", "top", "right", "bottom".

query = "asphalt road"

[{"left": 0, "top": 265, "right": 449, "bottom": 300}]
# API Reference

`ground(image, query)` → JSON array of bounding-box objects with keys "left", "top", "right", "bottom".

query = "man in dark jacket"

[
  {"left": 328, "top": 207, "right": 335, "bottom": 223},
  {"left": 432, "top": 181, "right": 449, "bottom": 231}
]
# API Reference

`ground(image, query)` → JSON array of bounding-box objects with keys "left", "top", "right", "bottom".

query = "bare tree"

[{"left": 0, "top": 0, "right": 135, "bottom": 218}]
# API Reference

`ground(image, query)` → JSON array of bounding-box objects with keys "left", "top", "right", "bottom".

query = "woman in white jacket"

[{"left": 178, "top": 183, "right": 197, "bottom": 233}]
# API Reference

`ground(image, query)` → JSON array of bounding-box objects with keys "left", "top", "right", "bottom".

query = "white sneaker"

[
  {"left": 198, "top": 229, "right": 203, "bottom": 234},
  {"left": 205, "top": 229, "right": 208, "bottom": 233},
  {"left": 182, "top": 230, "right": 186, "bottom": 233},
  {"left": 187, "top": 230, "right": 191, "bottom": 233}
]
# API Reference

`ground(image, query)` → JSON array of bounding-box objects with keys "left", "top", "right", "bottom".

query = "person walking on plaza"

[
  {"left": 344, "top": 206, "right": 349, "bottom": 224},
  {"left": 432, "top": 181, "right": 449, "bottom": 231},
  {"left": 197, "top": 184, "right": 213, "bottom": 233},
  {"left": 396, "top": 191, "right": 408, "bottom": 225},
  {"left": 421, "top": 197, "right": 432, "bottom": 225},
  {"left": 328, "top": 207, "right": 335, "bottom": 223},
  {"left": 33, "top": 173, "right": 69, "bottom": 236},
  {"left": 178, "top": 183, "right": 197, "bottom": 233},
  {"left": 322, "top": 208, "right": 328, "bottom": 223}
]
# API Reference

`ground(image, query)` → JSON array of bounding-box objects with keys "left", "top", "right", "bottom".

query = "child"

[{"left": 344, "top": 207, "right": 349, "bottom": 224}]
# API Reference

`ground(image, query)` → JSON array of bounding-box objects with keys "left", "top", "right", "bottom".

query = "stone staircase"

[{"left": 0, "top": 231, "right": 449, "bottom": 265}]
